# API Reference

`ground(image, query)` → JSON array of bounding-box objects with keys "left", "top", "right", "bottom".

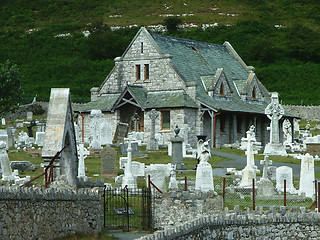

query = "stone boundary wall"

[
  {"left": 140, "top": 206, "right": 320, "bottom": 239},
  {"left": 283, "top": 105, "right": 320, "bottom": 121},
  {"left": 153, "top": 191, "right": 223, "bottom": 230},
  {"left": 0, "top": 186, "right": 102, "bottom": 240}
]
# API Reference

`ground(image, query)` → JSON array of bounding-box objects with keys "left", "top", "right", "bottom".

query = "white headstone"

[
  {"left": 121, "top": 137, "right": 137, "bottom": 189},
  {"left": 264, "top": 92, "right": 287, "bottom": 156},
  {"left": 240, "top": 126, "right": 259, "bottom": 187},
  {"left": 101, "top": 121, "right": 112, "bottom": 145},
  {"left": 35, "top": 132, "right": 45, "bottom": 147},
  {"left": 276, "top": 166, "right": 297, "bottom": 194},
  {"left": 283, "top": 119, "right": 292, "bottom": 145},
  {"left": 27, "top": 112, "right": 33, "bottom": 121},
  {"left": 89, "top": 110, "right": 103, "bottom": 150},
  {"left": 195, "top": 161, "right": 214, "bottom": 192},
  {"left": 131, "top": 161, "right": 145, "bottom": 177},
  {"left": 299, "top": 153, "right": 315, "bottom": 198},
  {"left": 168, "top": 164, "right": 178, "bottom": 190},
  {"left": 0, "top": 129, "right": 9, "bottom": 149},
  {"left": 1, "top": 118, "right": 6, "bottom": 126},
  {"left": 77, "top": 143, "right": 86, "bottom": 179},
  {"left": 0, "top": 142, "right": 14, "bottom": 181},
  {"left": 74, "top": 122, "right": 81, "bottom": 143},
  {"left": 145, "top": 164, "right": 171, "bottom": 192}
]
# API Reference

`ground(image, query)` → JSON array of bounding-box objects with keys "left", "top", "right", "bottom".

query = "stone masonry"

[
  {"left": 140, "top": 207, "right": 320, "bottom": 240},
  {"left": 0, "top": 187, "right": 102, "bottom": 240}
]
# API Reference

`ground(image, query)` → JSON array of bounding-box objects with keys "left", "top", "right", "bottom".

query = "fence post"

[
  {"left": 223, "top": 178, "right": 226, "bottom": 202},
  {"left": 315, "top": 180, "right": 318, "bottom": 210},
  {"left": 284, "top": 179, "right": 287, "bottom": 207},
  {"left": 103, "top": 185, "right": 106, "bottom": 228},
  {"left": 318, "top": 182, "right": 320, "bottom": 212},
  {"left": 252, "top": 178, "right": 255, "bottom": 211},
  {"left": 184, "top": 176, "right": 187, "bottom": 191}
]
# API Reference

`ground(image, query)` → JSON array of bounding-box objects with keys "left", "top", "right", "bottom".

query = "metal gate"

[{"left": 104, "top": 186, "right": 153, "bottom": 231}]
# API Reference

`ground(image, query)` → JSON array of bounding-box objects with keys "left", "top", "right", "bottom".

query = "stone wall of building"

[
  {"left": 152, "top": 191, "right": 223, "bottom": 230},
  {"left": 0, "top": 187, "right": 102, "bottom": 240},
  {"left": 283, "top": 105, "right": 320, "bottom": 121},
  {"left": 141, "top": 207, "right": 320, "bottom": 240}
]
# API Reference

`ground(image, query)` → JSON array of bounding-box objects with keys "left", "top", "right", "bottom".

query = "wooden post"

[
  {"left": 184, "top": 176, "right": 187, "bottom": 191},
  {"left": 318, "top": 182, "right": 320, "bottom": 212},
  {"left": 223, "top": 178, "right": 226, "bottom": 201}
]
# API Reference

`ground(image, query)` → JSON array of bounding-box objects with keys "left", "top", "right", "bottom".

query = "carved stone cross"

[
  {"left": 260, "top": 155, "right": 272, "bottom": 180},
  {"left": 265, "top": 92, "right": 284, "bottom": 144}
]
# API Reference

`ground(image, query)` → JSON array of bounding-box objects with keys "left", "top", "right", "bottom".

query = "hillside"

[{"left": 1, "top": 0, "right": 320, "bottom": 104}]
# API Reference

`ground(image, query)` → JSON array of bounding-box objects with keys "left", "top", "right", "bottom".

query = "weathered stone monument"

[
  {"left": 145, "top": 164, "right": 171, "bottom": 192},
  {"left": 0, "top": 129, "right": 9, "bottom": 149},
  {"left": 42, "top": 88, "right": 78, "bottom": 186},
  {"left": 264, "top": 92, "right": 287, "bottom": 156},
  {"left": 0, "top": 141, "right": 15, "bottom": 181},
  {"left": 195, "top": 139, "right": 214, "bottom": 192},
  {"left": 299, "top": 153, "right": 315, "bottom": 198},
  {"left": 77, "top": 143, "right": 86, "bottom": 179},
  {"left": 240, "top": 126, "right": 259, "bottom": 187},
  {"left": 100, "top": 146, "right": 117, "bottom": 176},
  {"left": 168, "top": 164, "right": 178, "bottom": 190},
  {"left": 147, "top": 109, "right": 159, "bottom": 151},
  {"left": 112, "top": 122, "right": 129, "bottom": 144},
  {"left": 171, "top": 125, "right": 185, "bottom": 170},
  {"left": 100, "top": 121, "right": 113, "bottom": 145},
  {"left": 283, "top": 119, "right": 293, "bottom": 145},
  {"left": 27, "top": 112, "right": 33, "bottom": 121},
  {"left": 257, "top": 155, "right": 275, "bottom": 198},
  {"left": 89, "top": 109, "right": 103, "bottom": 150},
  {"left": 276, "top": 166, "right": 296, "bottom": 194},
  {"left": 121, "top": 136, "right": 137, "bottom": 189}
]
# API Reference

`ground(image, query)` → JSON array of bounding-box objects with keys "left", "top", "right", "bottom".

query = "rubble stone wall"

[
  {"left": 0, "top": 187, "right": 102, "bottom": 240},
  {"left": 141, "top": 207, "right": 320, "bottom": 240},
  {"left": 152, "top": 191, "right": 224, "bottom": 230}
]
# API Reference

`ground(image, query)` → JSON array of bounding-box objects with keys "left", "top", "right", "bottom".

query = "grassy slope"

[{"left": 1, "top": 0, "right": 320, "bottom": 104}]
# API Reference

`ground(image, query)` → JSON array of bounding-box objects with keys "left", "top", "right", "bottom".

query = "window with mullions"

[{"left": 161, "top": 111, "right": 170, "bottom": 130}]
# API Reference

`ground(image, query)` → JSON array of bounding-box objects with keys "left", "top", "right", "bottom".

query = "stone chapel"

[{"left": 75, "top": 27, "right": 295, "bottom": 148}]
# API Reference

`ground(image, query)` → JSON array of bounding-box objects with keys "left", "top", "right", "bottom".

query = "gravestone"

[
  {"left": 260, "top": 155, "right": 272, "bottom": 181},
  {"left": 42, "top": 88, "right": 78, "bottom": 186},
  {"left": 6, "top": 127, "right": 14, "bottom": 148},
  {"left": 101, "top": 121, "right": 112, "bottom": 145},
  {"left": 264, "top": 92, "right": 287, "bottom": 156},
  {"left": 119, "top": 157, "right": 128, "bottom": 170},
  {"left": 267, "top": 166, "right": 277, "bottom": 181},
  {"left": 35, "top": 132, "right": 45, "bottom": 147},
  {"left": 77, "top": 143, "right": 86, "bottom": 179},
  {"left": 120, "top": 141, "right": 139, "bottom": 156},
  {"left": 168, "top": 165, "right": 178, "bottom": 190},
  {"left": 10, "top": 161, "right": 36, "bottom": 172},
  {"left": 100, "top": 146, "right": 117, "bottom": 176},
  {"left": 299, "top": 153, "right": 315, "bottom": 198},
  {"left": 240, "top": 126, "right": 259, "bottom": 187},
  {"left": 257, "top": 178, "right": 275, "bottom": 197},
  {"left": 131, "top": 161, "right": 145, "bottom": 177},
  {"left": 27, "top": 112, "right": 33, "bottom": 121},
  {"left": 112, "top": 122, "right": 129, "bottom": 144},
  {"left": 283, "top": 119, "right": 292, "bottom": 145},
  {"left": 74, "top": 122, "right": 81, "bottom": 143},
  {"left": 1, "top": 118, "right": 5, "bottom": 126},
  {"left": 89, "top": 109, "right": 103, "bottom": 150},
  {"left": 147, "top": 109, "right": 159, "bottom": 150},
  {"left": 0, "top": 129, "right": 9, "bottom": 149},
  {"left": 276, "top": 166, "right": 297, "bottom": 194},
  {"left": 122, "top": 137, "right": 137, "bottom": 189},
  {"left": 195, "top": 139, "right": 214, "bottom": 192},
  {"left": 0, "top": 142, "right": 15, "bottom": 181},
  {"left": 171, "top": 126, "right": 185, "bottom": 170},
  {"left": 145, "top": 164, "right": 171, "bottom": 192}
]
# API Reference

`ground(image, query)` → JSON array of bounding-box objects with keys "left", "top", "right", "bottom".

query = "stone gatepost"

[{"left": 171, "top": 126, "right": 185, "bottom": 170}]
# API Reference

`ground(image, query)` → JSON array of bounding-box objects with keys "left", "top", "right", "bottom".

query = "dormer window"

[
  {"left": 220, "top": 83, "right": 224, "bottom": 95},
  {"left": 252, "top": 87, "right": 256, "bottom": 100}
]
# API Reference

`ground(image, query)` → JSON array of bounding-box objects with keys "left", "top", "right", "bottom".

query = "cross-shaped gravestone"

[
  {"left": 147, "top": 109, "right": 159, "bottom": 150},
  {"left": 260, "top": 155, "right": 272, "bottom": 180},
  {"left": 132, "top": 113, "right": 141, "bottom": 132},
  {"left": 244, "top": 125, "right": 257, "bottom": 169},
  {"left": 90, "top": 109, "right": 103, "bottom": 150},
  {"left": 265, "top": 92, "right": 284, "bottom": 144},
  {"left": 122, "top": 135, "right": 137, "bottom": 189}
]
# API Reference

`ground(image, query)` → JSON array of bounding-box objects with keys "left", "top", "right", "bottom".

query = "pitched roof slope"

[{"left": 150, "top": 33, "right": 274, "bottom": 114}]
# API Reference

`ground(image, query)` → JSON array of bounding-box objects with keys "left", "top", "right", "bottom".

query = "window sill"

[{"left": 160, "top": 129, "right": 172, "bottom": 133}]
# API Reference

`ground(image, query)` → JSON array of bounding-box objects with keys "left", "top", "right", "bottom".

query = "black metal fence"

[{"left": 104, "top": 186, "right": 153, "bottom": 231}]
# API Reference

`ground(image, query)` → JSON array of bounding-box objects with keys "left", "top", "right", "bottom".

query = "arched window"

[
  {"left": 252, "top": 87, "right": 256, "bottom": 100},
  {"left": 220, "top": 83, "right": 224, "bottom": 95}
]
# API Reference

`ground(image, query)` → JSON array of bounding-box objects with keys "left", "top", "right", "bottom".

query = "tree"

[
  {"left": 0, "top": 60, "right": 23, "bottom": 115},
  {"left": 164, "top": 17, "right": 182, "bottom": 34}
]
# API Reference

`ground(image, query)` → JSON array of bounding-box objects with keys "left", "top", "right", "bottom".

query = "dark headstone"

[
  {"left": 100, "top": 146, "right": 117, "bottom": 176},
  {"left": 112, "top": 122, "right": 129, "bottom": 144},
  {"left": 10, "top": 161, "right": 36, "bottom": 172},
  {"left": 27, "top": 126, "right": 33, "bottom": 137},
  {"left": 120, "top": 142, "right": 139, "bottom": 156}
]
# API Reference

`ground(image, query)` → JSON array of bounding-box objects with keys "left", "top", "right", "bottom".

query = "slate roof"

[
  {"left": 150, "top": 33, "right": 295, "bottom": 117},
  {"left": 74, "top": 93, "right": 120, "bottom": 112}
]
